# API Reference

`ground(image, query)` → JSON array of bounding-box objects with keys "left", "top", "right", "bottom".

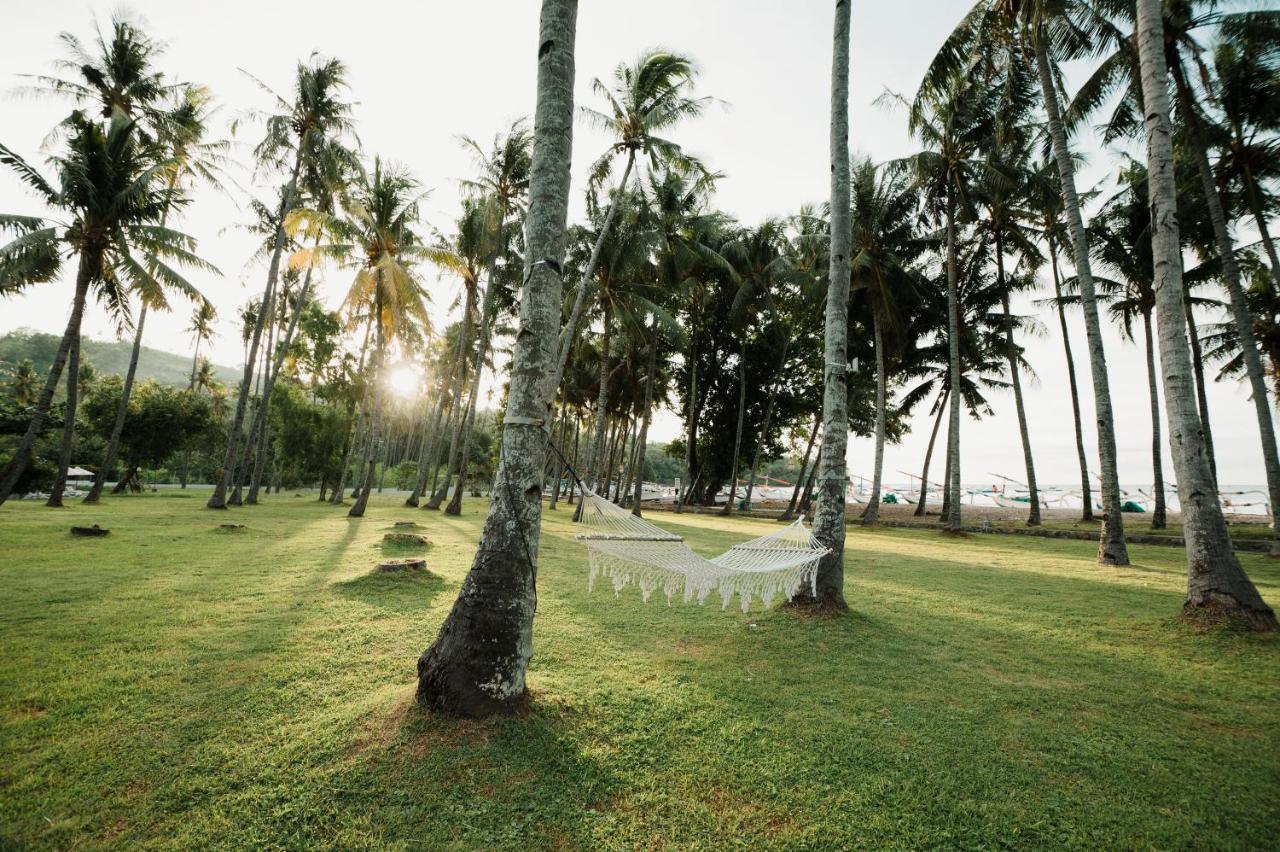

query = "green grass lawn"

[{"left": 2, "top": 491, "right": 1278, "bottom": 849}]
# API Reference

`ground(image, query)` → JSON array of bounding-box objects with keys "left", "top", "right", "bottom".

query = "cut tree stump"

[
  {"left": 70, "top": 525, "right": 109, "bottom": 537},
  {"left": 392, "top": 521, "right": 421, "bottom": 529},
  {"left": 217, "top": 524, "right": 246, "bottom": 532},
  {"left": 383, "top": 532, "right": 429, "bottom": 547},
  {"left": 378, "top": 558, "right": 427, "bottom": 572}
]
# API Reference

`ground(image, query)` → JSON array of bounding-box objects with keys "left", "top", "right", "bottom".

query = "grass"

[{"left": 1, "top": 490, "right": 1278, "bottom": 849}]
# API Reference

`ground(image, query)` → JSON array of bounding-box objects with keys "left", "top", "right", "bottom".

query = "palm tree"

[
  {"left": 1078, "top": 0, "right": 1280, "bottom": 555},
  {"left": 297, "top": 158, "right": 434, "bottom": 518},
  {"left": 417, "top": 0, "right": 578, "bottom": 717},
  {"left": 5, "top": 359, "right": 40, "bottom": 406},
  {"left": 552, "top": 48, "right": 712, "bottom": 396},
  {"left": 179, "top": 301, "right": 217, "bottom": 488},
  {"left": 85, "top": 85, "right": 224, "bottom": 504},
  {"left": 846, "top": 159, "right": 923, "bottom": 524},
  {"left": 799, "top": 0, "right": 852, "bottom": 610},
  {"left": 1133, "top": 0, "right": 1276, "bottom": 629},
  {"left": 0, "top": 112, "right": 206, "bottom": 506},
  {"left": 207, "top": 54, "right": 355, "bottom": 509}
]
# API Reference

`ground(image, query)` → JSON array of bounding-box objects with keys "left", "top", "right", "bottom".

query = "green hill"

[{"left": 0, "top": 328, "right": 241, "bottom": 388}]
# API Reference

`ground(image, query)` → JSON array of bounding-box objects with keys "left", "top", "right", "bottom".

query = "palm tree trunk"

[
  {"left": 0, "top": 254, "right": 93, "bottom": 506},
  {"left": 1035, "top": 36, "right": 1129, "bottom": 564},
  {"left": 1183, "top": 294, "right": 1218, "bottom": 485},
  {"left": 418, "top": 0, "right": 577, "bottom": 716},
  {"left": 863, "top": 311, "right": 887, "bottom": 525},
  {"left": 944, "top": 187, "right": 963, "bottom": 533},
  {"left": 743, "top": 337, "right": 789, "bottom": 512},
  {"left": 677, "top": 334, "right": 697, "bottom": 514},
  {"left": 798, "top": 448, "right": 822, "bottom": 519},
  {"left": 1141, "top": 309, "right": 1168, "bottom": 529},
  {"left": 803, "top": 0, "right": 851, "bottom": 610},
  {"left": 1241, "top": 160, "right": 1280, "bottom": 294},
  {"left": 46, "top": 334, "right": 81, "bottom": 508},
  {"left": 407, "top": 390, "right": 447, "bottom": 506},
  {"left": 631, "top": 318, "right": 661, "bottom": 517},
  {"left": 84, "top": 302, "right": 148, "bottom": 503},
  {"left": 1170, "top": 57, "right": 1280, "bottom": 556},
  {"left": 427, "top": 286, "right": 476, "bottom": 509},
  {"left": 444, "top": 384, "right": 480, "bottom": 515},
  {"left": 781, "top": 413, "right": 820, "bottom": 522},
  {"left": 1050, "top": 239, "right": 1094, "bottom": 521},
  {"left": 914, "top": 389, "right": 948, "bottom": 517},
  {"left": 552, "top": 149, "right": 636, "bottom": 397},
  {"left": 208, "top": 154, "right": 302, "bottom": 509},
  {"left": 721, "top": 339, "right": 749, "bottom": 516},
  {"left": 1001, "top": 287, "right": 1040, "bottom": 526},
  {"left": 180, "top": 338, "right": 200, "bottom": 489},
  {"left": 587, "top": 300, "right": 613, "bottom": 495},
  {"left": 1136, "top": 0, "right": 1276, "bottom": 628},
  {"left": 548, "top": 403, "right": 569, "bottom": 510},
  {"left": 350, "top": 286, "right": 386, "bottom": 519}
]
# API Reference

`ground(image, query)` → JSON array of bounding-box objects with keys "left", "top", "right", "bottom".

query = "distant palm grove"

[{"left": 1, "top": 0, "right": 1278, "bottom": 715}]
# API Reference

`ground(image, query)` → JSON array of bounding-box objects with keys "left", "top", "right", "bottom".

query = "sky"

[{"left": 0, "top": 0, "right": 1272, "bottom": 489}]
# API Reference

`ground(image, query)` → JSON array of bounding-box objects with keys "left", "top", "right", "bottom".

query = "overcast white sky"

[{"left": 0, "top": 1, "right": 1271, "bottom": 488}]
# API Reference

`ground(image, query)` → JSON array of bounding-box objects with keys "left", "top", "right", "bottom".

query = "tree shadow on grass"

[{"left": 331, "top": 568, "right": 448, "bottom": 612}]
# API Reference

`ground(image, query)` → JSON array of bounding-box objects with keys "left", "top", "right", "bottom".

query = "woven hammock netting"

[{"left": 574, "top": 488, "right": 830, "bottom": 612}]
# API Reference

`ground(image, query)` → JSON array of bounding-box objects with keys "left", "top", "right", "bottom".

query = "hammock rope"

[{"left": 574, "top": 488, "right": 830, "bottom": 612}]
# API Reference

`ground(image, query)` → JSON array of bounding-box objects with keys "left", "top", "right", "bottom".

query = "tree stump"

[
  {"left": 70, "top": 525, "right": 109, "bottom": 537},
  {"left": 378, "top": 558, "right": 427, "bottom": 572},
  {"left": 217, "top": 524, "right": 246, "bottom": 532},
  {"left": 392, "top": 521, "right": 420, "bottom": 529},
  {"left": 383, "top": 532, "right": 429, "bottom": 547}
]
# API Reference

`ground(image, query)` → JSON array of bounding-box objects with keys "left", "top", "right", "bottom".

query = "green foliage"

[
  {"left": 83, "top": 377, "right": 211, "bottom": 473},
  {"left": 0, "top": 493, "right": 1276, "bottom": 847},
  {"left": 0, "top": 329, "right": 238, "bottom": 389}
]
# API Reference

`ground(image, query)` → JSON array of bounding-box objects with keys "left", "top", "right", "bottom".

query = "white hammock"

[{"left": 573, "top": 489, "right": 830, "bottom": 612}]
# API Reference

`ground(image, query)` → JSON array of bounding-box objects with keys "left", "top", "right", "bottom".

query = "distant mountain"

[{"left": 0, "top": 328, "right": 241, "bottom": 388}]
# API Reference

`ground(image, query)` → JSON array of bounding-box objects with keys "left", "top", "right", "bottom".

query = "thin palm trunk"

[
  {"left": 1035, "top": 36, "right": 1128, "bottom": 564},
  {"left": 1050, "top": 240, "right": 1094, "bottom": 521},
  {"left": 332, "top": 323, "right": 373, "bottom": 505},
  {"left": 1241, "top": 161, "right": 1280, "bottom": 293},
  {"left": 914, "top": 389, "right": 948, "bottom": 517},
  {"left": 1136, "top": 0, "right": 1276, "bottom": 627},
  {"left": 445, "top": 288, "right": 497, "bottom": 516},
  {"left": 630, "top": 319, "right": 662, "bottom": 516},
  {"left": 863, "top": 311, "right": 887, "bottom": 525},
  {"left": 744, "top": 337, "right": 790, "bottom": 512},
  {"left": 1001, "top": 291, "right": 1040, "bottom": 526},
  {"left": 84, "top": 301, "right": 148, "bottom": 503},
  {"left": 46, "top": 334, "right": 81, "bottom": 508},
  {"left": 798, "top": 447, "right": 822, "bottom": 519},
  {"left": 781, "top": 412, "right": 821, "bottom": 522},
  {"left": 208, "top": 155, "right": 302, "bottom": 509},
  {"left": 427, "top": 286, "right": 476, "bottom": 509},
  {"left": 1141, "top": 309, "right": 1167, "bottom": 529},
  {"left": 350, "top": 289, "right": 386, "bottom": 518},
  {"left": 588, "top": 300, "right": 613, "bottom": 494},
  {"left": 721, "top": 339, "right": 748, "bottom": 516},
  {"left": 418, "top": 0, "right": 577, "bottom": 716},
  {"left": 1183, "top": 294, "right": 1218, "bottom": 485},
  {"left": 0, "top": 255, "right": 93, "bottom": 506},
  {"left": 548, "top": 403, "right": 569, "bottom": 510},
  {"left": 943, "top": 188, "right": 963, "bottom": 532},
  {"left": 677, "top": 335, "right": 697, "bottom": 513},
  {"left": 804, "top": 0, "right": 851, "bottom": 609},
  {"left": 180, "top": 336, "right": 201, "bottom": 489},
  {"left": 1171, "top": 58, "right": 1280, "bottom": 555},
  {"left": 406, "top": 390, "right": 447, "bottom": 506}
]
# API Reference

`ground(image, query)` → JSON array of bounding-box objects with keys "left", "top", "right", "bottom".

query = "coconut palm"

[
  {"left": 207, "top": 53, "right": 355, "bottom": 510},
  {"left": 84, "top": 85, "right": 225, "bottom": 504},
  {"left": 0, "top": 112, "right": 208, "bottom": 506},
  {"left": 1132, "top": 0, "right": 1276, "bottom": 629},
  {"left": 417, "top": 0, "right": 578, "bottom": 717},
  {"left": 295, "top": 158, "right": 435, "bottom": 518},
  {"left": 5, "top": 359, "right": 40, "bottom": 406},
  {"left": 553, "top": 48, "right": 712, "bottom": 397}
]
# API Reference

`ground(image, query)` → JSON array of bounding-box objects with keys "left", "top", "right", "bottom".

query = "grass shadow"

[{"left": 331, "top": 567, "right": 447, "bottom": 612}]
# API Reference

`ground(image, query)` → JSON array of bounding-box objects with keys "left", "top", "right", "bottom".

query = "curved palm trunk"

[
  {"left": 444, "top": 384, "right": 480, "bottom": 515},
  {"left": 862, "top": 312, "right": 887, "bottom": 524},
  {"left": 552, "top": 150, "right": 635, "bottom": 397},
  {"left": 406, "top": 391, "right": 447, "bottom": 506},
  {"left": 1141, "top": 309, "right": 1168, "bottom": 529},
  {"left": 418, "top": 0, "right": 577, "bottom": 716},
  {"left": 1136, "top": 0, "right": 1276, "bottom": 628},
  {"left": 781, "top": 413, "right": 820, "bottom": 522},
  {"left": 350, "top": 289, "right": 386, "bottom": 519},
  {"left": 208, "top": 156, "right": 302, "bottom": 509},
  {"left": 0, "top": 255, "right": 93, "bottom": 506},
  {"left": 427, "top": 286, "right": 476, "bottom": 509},
  {"left": 943, "top": 189, "right": 963, "bottom": 533},
  {"left": 914, "top": 389, "right": 948, "bottom": 517},
  {"left": 721, "top": 339, "right": 748, "bottom": 516},
  {"left": 1183, "top": 294, "right": 1217, "bottom": 485},
  {"left": 1171, "top": 58, "right": 1280, "bottom": 556},
  {"left": 1000, "top": 287, "right": 1040, "bottom": 525},
  {"left": 803, "top": 0, "right": 851, "bottom": 610},
  {"left": 1241, "top": 161, "right": 1280, "bottom": 293},
  {"left": 46, "top": 335, "right": 81, "bottom": 508},
  {"left": 1035, "top": 36, "right": 1128, "bottom": 564},
  {"left": 1049, "top": 241, "right": 1094, "bottom": 521},
  {"left": 84, "top": 302, "right": 148, "bottom": 503}
]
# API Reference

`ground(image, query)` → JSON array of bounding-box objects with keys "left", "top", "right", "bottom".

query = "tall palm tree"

[
  {"left": 417, "top": 0, "right": 578, "bottom": 717},
  {"left": 847, "top": 159, "right": 923, "bottom": 524},
  {"left": 552, "top": 48, "right": 711, "bottom": 396},
  {"left": 85, "top": 85, "right": 224, "bottom": 504},
  {"left": 801, "top": 0, "right": 851, "bottom": 610},
  {"left": 1133, "top": 0, "right": 1276, "bottom": 629},
  {"left": 298, "top": 158, "right": 434, "bottom": 518},
  {"left": 208, "top": 54, "right": 355, "bottom": 509},
  {"left": 179, "top": 301, "right": 216, "bottom": 487},
  {"left": 0, "top": 113, "right": 206, "bottom": 506}
]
